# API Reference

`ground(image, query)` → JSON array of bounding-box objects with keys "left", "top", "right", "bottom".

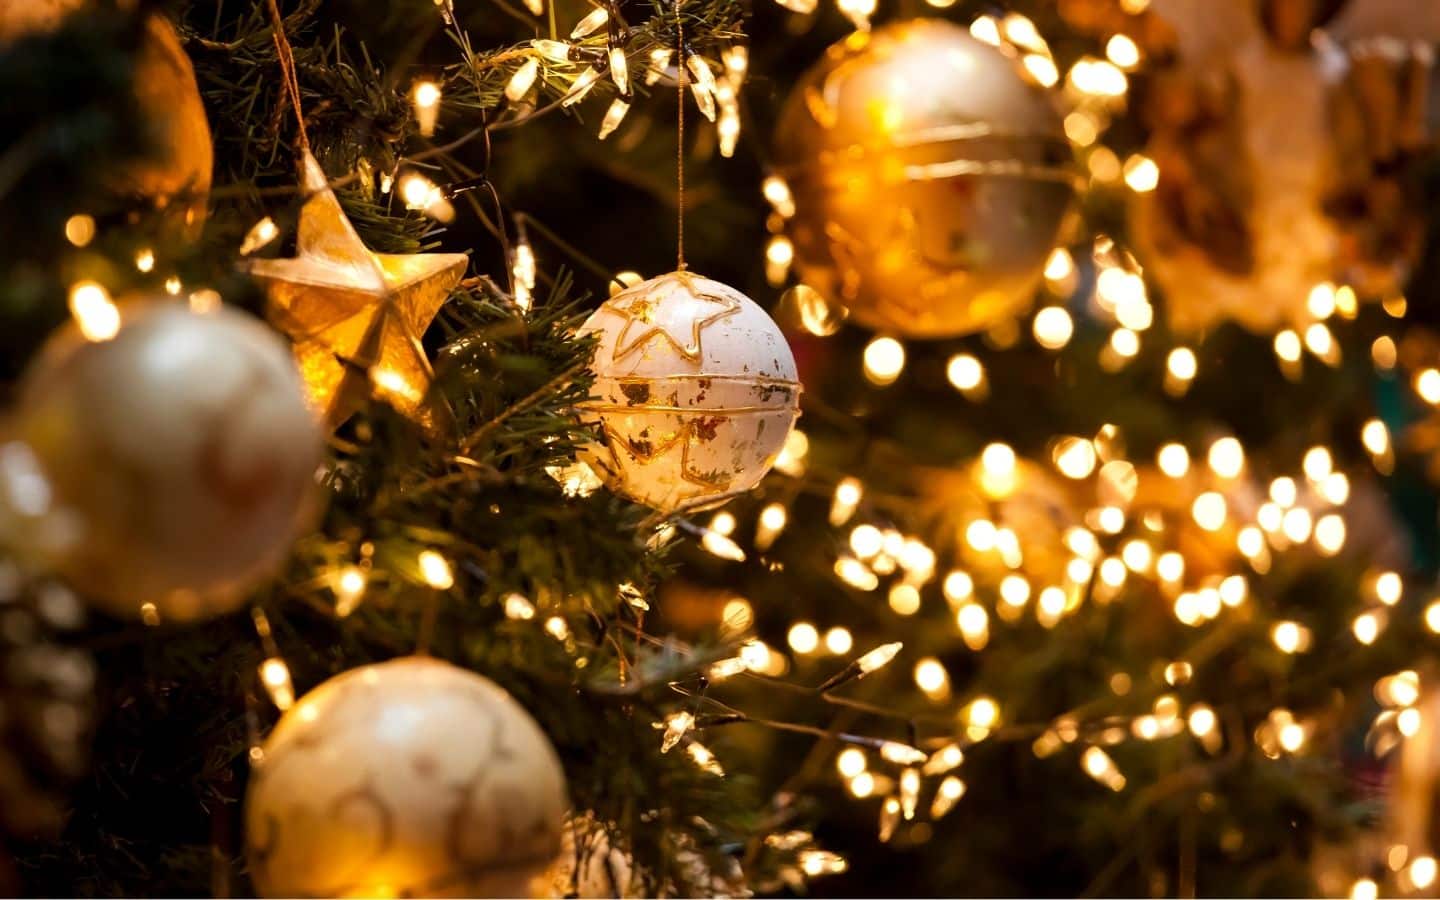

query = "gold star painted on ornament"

[
  {"left": 247, "top": 151, "right": 468, "bottom": 427},
  {"left": 597, "top": 416, "right": 737, "bottom": 500},
  {"left": 602, "top": 271, "right": 741, "bottom": 364}
]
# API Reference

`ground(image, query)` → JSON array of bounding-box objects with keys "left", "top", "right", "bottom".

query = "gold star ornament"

[{"left": 246, "top": 151, "right": 468, "bottom": 427}]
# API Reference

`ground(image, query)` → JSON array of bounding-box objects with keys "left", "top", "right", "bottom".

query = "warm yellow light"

[
  {"left": 1110, "top": 328, "right": 1139, "bottom": 357},
  {"left": 1122, "top": 153, "right": 1158, "bottom": 191},
  {"left": 1304, "top": 322, "right": 1335, "bottom": 359},
  {"left": 1156, "top": 551, "right": 1184, "bottom": 583},
  {"left": 1219, "top": 575, "right": 1247, "bottom": 607},
  {"left": 981, "top": 443, "right": 1017, "bottom": 479},
  {"left": 259, "top": 657, "right": 295, "bottom": 710},
  {"left": 1411, "top": 856, "right": 1438, "bottom": 891},
  {"left": 1314, "top": 514, "right": 1345, "bottom": 555},
  {"left": 914, "top": 658, "right": 948, "bottom": 695},
  {"left": 1023, "top": 54, "right": 1059, "bottom": 87},
  {"left": 1271, "top": 621, "right": 1310, "bottom": 654},
  {"left": 788, "top": 622, "right": 819, "bottom": 654},
  {"left": 1400, "top": 707, "right": 1423, "bottom": 737},
  {"left": 967, "top": 696, "right": 999, "bottom": 729},
  {"left": 836, "top": 747, "right": 867, "bottom": 778},
  {"left": 417, "top": 550, "right": 454, "bottom": 590},
  {"left": 135, "top": 247, "right": 155, "bottom": 273},
  {"left": 1362, "top": 419, "right": 1390, "bottom": 457},
  {"left": 1033, "top": 306, "right": 1074, "bottom": 349},
  {"left": 413, "top": 79, "right": 441, "bottom": 108},
  {"left": 1188, "top": 704, "right": 1217, "bottom": 738},
  {"left": 956, "top": 603, "right": 989, "bottom": 651},
  {"left": 1192, "top": 492, "right": 1226, "bottom": 531},
  {"left": 1167, "top": 347, "right": 1197, "bottom": 381},
  {"left": 824, "top": 627, "right": 854, "bottom": 655},
  {"left": 1044, "top": 438, "right": 1095, "bottom": 483},
  {"left": 1372, "top": 335, "right": 1398, "bottom": 371},
  {"left": 947, "top": 354, "right": 985, "bottom": 392},
  {"left": 834, "top": 557, "right": 878, "bottom": 591},
  {"left": 1208, "top": 437, "right": 1244, "bottom": 478},
  {"left": 505, "top": 58, "right": 540, "bottom": 102},
  {"left": 762, "top": 175, "right": 795, "bottom": 218},
  {"left": 1376, "top": 571, "right": 1403, "bottom": 606},
  {"left": 831, "top": 476, "right": 863, "bottom": 526},
  {"left": 504, "top": 593, "right": 536, "bottom": 620},
  {"left": 1281, "top": 507, "right": 1312, "bottom": 543},
  {"left": 569, "top": 6, "right": 608, "bottom": 38},
  {"left": 966, "top": 519, "right": 998, "bottom": 552},
  {"left": 1416, "top": 369, "right": 1440, "bottom": 405},
  {"left": 999, "top": 574, "right": 1031, "bottom": 608},
  {"left": 1045, "top": 247, "right": 1075, "bottom": 282},
  {"left": 1350, "top": 877, "right": 1378, "bottom": 900},
  {"left": 1157, "top": 443, "right": 1189, "bottom": 478},
  {"left": 889, "top": 584, "right": 921, "bottom": 616},
  {"left": 64, "top": 214, "right": 95, "bottom": 246},
  {"left": 849, "top": 524, "right": 883, "bottom": 559},
  {"left": 1353, "top": 611, "right": 1382, "bottom": 645},
  {"left": 1425, "top": 600, "right": 1440, "bottom": 633},
  {"left": 863, "top": 337, "right": 906, "bottom": 385},
  {"left": 1064, "top": 110, "right": 1100, "bottom": 146},
  {"left": 1106, "top": 34, "right": 1141, "bottom": 69},
  {"left": 333, "top": 565, "right": 367, "bottom": 616},
  {"left": 68, "top": 280, "right": 120, "bottom": 341},
  {"left": 1306, "top": 282, "right": 1336, "bottom": 319},
  {"left": 1274, "top": 329, "right": 1302, "bottom": 363},
  {"left": 969, "top": 15, "right": 1001, "bottom": 46}
]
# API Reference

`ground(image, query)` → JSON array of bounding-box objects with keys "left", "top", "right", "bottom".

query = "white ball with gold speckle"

[
  {"left": 13, "top": 300, "right": 321, "bottom": 622},
  {"left": 577, "top": 271, "right": 801, "bottom": 514},
  {"left": 245, "top": 657, "right": 568, "bottom": 899}
]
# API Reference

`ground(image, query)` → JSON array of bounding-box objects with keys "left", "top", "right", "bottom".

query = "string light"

[
  {"left": 411, "top": 80, "right": 441, "bottom": 136},
  {"left": 333, "top": 565, "right": 367, "bottom": 617},
  {"left": 1105, "top": 34, "right": 1141, "bottom": 69},
  {"left": 598, "top": 98, "right": 630, "bottom": 140},
  {"left": 1157, "top": 443, "right": 1190, "bottom": 478},
  {"left": 863, "top": 336, "right": 906, "bottom": 385},
  {"left": 1122, "top": 154, "right": 1158, "bottom": 191},
  {"left": 417, "top": 550, "right": 454, "bottom": 590},
  {"left": 830, "top": 477, "right": 863, "bottom": 526},
  {"left": 1033, "top": 307, "right": 1074, "bottom": 349},
  {"left": 259, "top": 657, "right": 295, "bottom": 710},
  {"left": 68, "top": 281, "right": 120, "bottom": 341},
  {"left": 931, "top": 776, "right": 966, "bottom": 819},
  {"left": 506, "top": 58, "right": 541, "bottom": 102},
  {"left": 64, "top": 213, "right": 95, "bottom": 246},
  {"left": 570, "top": 6, "right": 609, "bottom": 38},
  {"left": 947, "top": 354, "right": 986, "bottom": 396},
  {"left": 755, "top": 503, "right": 788, "bottom": 550}
]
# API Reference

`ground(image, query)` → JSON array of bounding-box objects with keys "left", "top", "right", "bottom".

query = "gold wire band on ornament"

[
  {"left": 601, "top": 374, "right": 804, "bottom": 388},
  {"left": 578, "top": 402, "right": 802, "bottom": 415}
]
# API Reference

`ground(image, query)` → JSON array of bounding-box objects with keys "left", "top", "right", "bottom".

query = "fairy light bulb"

[
  {"left": 68, "top": 281, "right": 120, "bottom": 341},
  {"left": 607, "top": 46, "right": 629, "bottom": 93},
  {"left": 836, "top": 747, "right": 867, "bottom": 778},
  {"left": 830, "top": 477, "right": 863, "bottom": 526},
  {"left": 417, "top": 550, "right": 454, "bottom": 590},
  {"left": 570, "top": 6, "right": 608, "bottom": 38},
  {"left": 511, "top": 235, "right": 536, "bottom": 311},
  {"left": 1156, "top": 443, "right": 1189, "bottom": 478},
  {"left": 1192, "top": 492, "right": 1226, "bottom": 531},
  {"left": 504, "top": 593, "right": 536, "bottom": 620},
  {"left": 856, "top": 641, "right": 901, "bottom": 674},
  {"left": 506, "top": 58, "right": 541, "bottom": 102},
  {"left": 1033, "top": 306, "right": 1074, "bottom": 349},
  {"left": 863, "top": 336, "right": 905, "bottom": 385},
  {"left": 685, "top": 55, "right": 719, "bottom": 121},
  {"left": 931, "top": 776, "right": 966, "bottom": 819},
  {"left": 825, "top": 626, "right": 856, "bottom": 655},
  {"left": 914, "top": 658, "right": 948, "bottom": 697},
  {"left": 597, "top": 98, "right": 630, "bottom": 140},
  {"left": 788, "top": 622, "right": 819, "bottom": 654},
  {"left": 1122, "top": 154, "right": 1158, "bottom": 191},
  {"left": 947, "top": 354, "right": 986, "bottom": 395},
  {"left": 755, "top": 503, "right": 788, "bottom": 550},
  {"left": 561, "top": 66, "right": 603, "bottom": 107},
  {"left": 333, "top": 565, "right": 367, "bottom": 616},
  {"left": 1274, "top": 329, "right": 1302, "bottom": 363},
  {"left": 1106, "top": 34, "right": 1141, "bottom": 69},
  {"left": 259, "top": 657, "right": 295, "bottom": 710},
  {"left": 1208, "top": 437, "right": 1244, "bottom": 478},
  {"left": 411, "top": 80, "right": 441, "bottom": 136}
]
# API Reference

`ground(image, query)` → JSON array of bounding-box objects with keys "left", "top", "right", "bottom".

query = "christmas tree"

[{"left": 1, "top": 0, "right": 1438, "bottom": 896}]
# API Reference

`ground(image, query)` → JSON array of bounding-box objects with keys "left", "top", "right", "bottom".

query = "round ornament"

[
  {"left": 245, "top": 657, "right": 568, "bottom": 899},
  {"left": 576, "top": 270, "right": 801, "bottom": 514},
  {"left": 13, "top": 301, "right": 321, "bottom": 622},
  {"left": 773, "top": 20, "right": 1075, "bottom": 339},
  {"left": 0, "top": 1, "right": 213, "bottom": 238},
  {"left": 1131, "top": 0, "right": 1434, "bottom": 335}
]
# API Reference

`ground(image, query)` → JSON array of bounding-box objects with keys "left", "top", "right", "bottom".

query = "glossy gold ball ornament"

[
  {"left": 773, "top": 21, "right": 1075, "bottom": 338},
  {"left": 0, "top": 0, "right": 213, "bottom": 238},
  {"left": 245, "top": 657, "right": 568, "bottom": 899},
  {"left": 577, "top": 271, "right": 801, "bottom": 514},
  {"left": 12, "top": 302, "right": 321, "bottom": 622}
]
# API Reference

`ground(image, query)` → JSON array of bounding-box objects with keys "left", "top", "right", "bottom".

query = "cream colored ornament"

[
  {"left": 12, "top": 301, "right": 320, "bottom": 622},
  {"left": 576, "top": 271, "right": 800, "bottom": 514},
  {"left": 1133, "top": 0, "right": 1435, "bottom": 335},
  {"left": 773, "top": 21, "right": 1075, "bottom": 338},
  {"left": 246, "top": 657, "right": 567, "bottom": 899}
]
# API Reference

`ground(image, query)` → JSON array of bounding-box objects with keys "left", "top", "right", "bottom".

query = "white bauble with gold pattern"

[
  {"left": 577, "top": 271, "right": 801, "bottom": 514},
  {"left": 11, "top": 301, "right": 321, "bottom": 622},
  {"left": 245, "top": 657, "right": 568, "bottom": 899}
]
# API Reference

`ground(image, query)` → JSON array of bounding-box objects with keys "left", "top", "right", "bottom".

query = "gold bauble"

[
  {"left": 773, "top": 21, "right": 1075, "bottom": 339},
  {"left": 12, "top": 301, "right": 321, "bottom": 622},
  {"left": 0, "top": 1, "right": 212, "bottom": 237},
  {"left": 245, "top": 658, "right": 568, "bottom": 899},
  {"left": 1133, "top": 0, "right": 1434, "bottom": 336}
]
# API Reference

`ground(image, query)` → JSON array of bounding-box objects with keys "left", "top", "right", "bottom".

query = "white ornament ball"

[
  {"left": 245, "top": 657, "right": 568, "bottom": 899},
  {"left": 577, "top": 271, "right": 801, "bottom": 514},
  {"left": 13, "top": 301, "right": 321, "bottom": 622}
]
